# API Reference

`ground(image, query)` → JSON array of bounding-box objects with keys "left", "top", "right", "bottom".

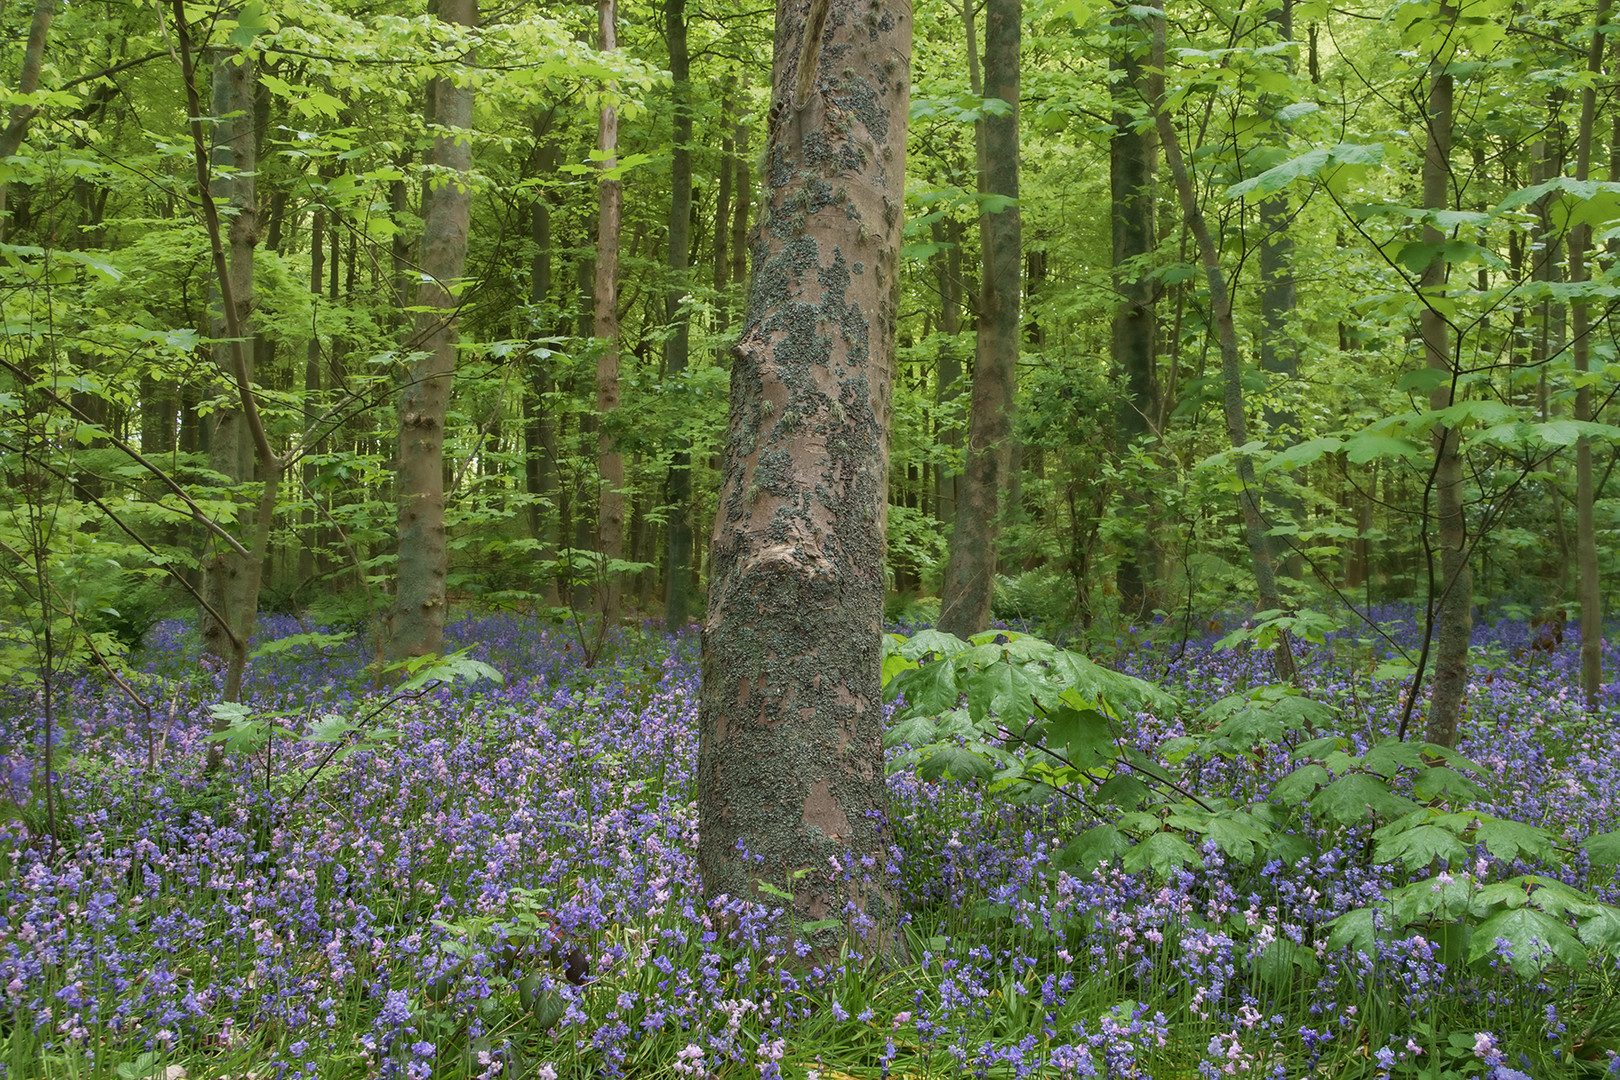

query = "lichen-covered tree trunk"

[
  {"left": 1570, "top": 0, "right": 1608, "bottom": 708},
  {"left": 595, "top": 0, "right": 626, "bottom": 621},
  {"left": 937, "top": 0, "right": 1018, "bottom": 638},
  {"left": 391, "top": 0, "right": 476, "bottom": 661},
  {"left": 663, "top": 0, "right": 695, "bottom": 630},
  {"left": 697, "top": 0, "right": 910, "bottom": 958},
  {"left": 1421, "top": 33, "right": 1470, "bottom": 749},
  {"left": 201, "top": 50, "right": 258, "bottom": 664},
  {"left": 1109, "top": 0, "right": 1161, "bottom": 621}
]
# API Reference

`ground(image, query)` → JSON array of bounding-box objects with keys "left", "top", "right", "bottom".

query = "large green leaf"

[
  {"left": 1584, "top": 830, "right": 1620, "bottom": 867},
  {"left": 1470, "top": 908, "right": 1587, "bottom": 977},
  {"left": 1374, "top": 825, "right": 1468, "bottom": 872},
  {"left": 965, "top": 658, "right": 1040, "bottom": 726},
  {"left": 1309, "top": 774, "right": 1418, "bottom": 826},
  {"left": 889, "top": 659, "right": 960, "bottom": 714},
  {"left": 917, "top": 745, "right": 994, "bottom": 783},
  {"left": 1122, "top": 832, "right": 1198, "bottom": 876}
]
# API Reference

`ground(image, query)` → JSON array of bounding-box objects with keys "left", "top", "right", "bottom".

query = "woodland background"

[{"left": 0, "top": 0, "right": 1616, "bottom": 705}]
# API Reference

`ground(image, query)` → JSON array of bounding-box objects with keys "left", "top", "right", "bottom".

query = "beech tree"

[
  {"left": 391, "top": 0, "right": 477, "bottom": 660},
  {"left": 697, "top": 0, "right": 911, "bottom": 950}
]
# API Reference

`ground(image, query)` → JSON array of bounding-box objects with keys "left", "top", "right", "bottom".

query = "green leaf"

[
  {"left": 229, "top": 0, "right": 274, "bottom": 49},
  {"left": 917, "top": 745, "right": 993, "bottom": 783},
  {"left": 889, "top": 659, "right": 960, "bottom": 714},
  {"left": 1470, "top": 908, "right": 1587, "bottom": 977},
  {"left": 1474, "top": 818, "right": 1559, "bottom": 865},
  {"left": 251, "top": 629, "right": 353, "bottom": 659},
  {"left": 965, "top": 658, "right": 1039, "bottom": 725},
  {"left": 1309, "top": 773, "right": 1417, "bottom": 826},
  {"left": 1584, "top": 830, "right": 1620, "bottom": 867},
  {"left": 1122, "top": 832, "right": 1198, "bottom": 876},
  {"left": 1271, "top": 763, "right": 1329, "bottom": 804},
  {"left": 1057, "top": 825, "right": 1128, "bottom": 872},
  {"left": 1344, "top": 432, "right": 1422, "bottom": 464},
  {"left": 1374, "top": 824, "right": 1468, "bottom": 872}
]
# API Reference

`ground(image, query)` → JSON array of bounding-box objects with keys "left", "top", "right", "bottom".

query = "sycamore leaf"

[
  {"left": 1470, "top": 908, "right": 1587, "bottom": 977},
  {"left": 1122, "top": 832, "right": 1198, "bottom": 876},
  {"left": 1584, "top": 830, "right": 1620, "bottom": 867},
  {"left": 1344, "top": 432, "right": 1421, "bottom": 464}
]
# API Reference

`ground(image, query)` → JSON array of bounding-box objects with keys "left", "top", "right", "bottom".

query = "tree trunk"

[
  {"left": 931, "top": 213, "right": 964, "bottom": 528},
  {"left": 595, "top": 0, "right": 626, "bottom": 621},
  {"left": 937, "top": 0, "right": 1018, "bottom": 638},
  {"left": 299, "top": 201, "right": 326, "bottom": 590},
  {"left": 1153, "top": 16, "right": 1295, "bottom": 682},
  {"left": 1419, "top": 17, "right": 1470, "bottom": 749},
  {"left": 1110, "top": 0, "right": 1161, "bottom": 621},
  {"left": 1571, "top": 0, "right": 1609, "bottom": 708},
  {"left": 201, "top": 49, "right": 259, "bottom": 663},
  {"left": 664, "top": 0, "right": 696, "bottom": 630},
  {"left": 0, "top": 0, "right": 55, "bottom": 240},
  {"left": 697, "top": 0, "right": 911, "bottom": 958},
  {"left": 526, "top": 134, "right": 562, "bottom": 604},
  {"left": 391, "top": 0, "right": 476, "bottom": 661},
  {"left": 1257, "top": 0, "right": 1302, "bottom": 583}
]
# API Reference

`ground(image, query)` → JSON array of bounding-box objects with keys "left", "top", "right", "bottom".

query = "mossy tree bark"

[
  {"left": 697, "top": 0, "right": 910, "bottom": 959},
  {"left": 391, "top": 0, "right": 476, "bottom": 661},
  {"left": 937, "top": 0, "right": 1018, "bottom": 638}
]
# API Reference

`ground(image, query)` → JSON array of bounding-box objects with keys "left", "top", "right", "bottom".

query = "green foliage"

[{"left": 885, "top": 626, "right": 1620, "bottom": 982}]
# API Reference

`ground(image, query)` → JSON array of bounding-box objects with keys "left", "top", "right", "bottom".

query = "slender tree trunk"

[
  {"left": 932, "top": 212, "right": 964, "bottom": 528},
  {"left": 0, "top": 0, "right": 55, "bottom": 240},
  {"left": 937, "top": 0, "right": 1018, "bottom": 638},
  {"left": 1258, "top": 0, "right": 1301, "bottom": 583},
  {"left": 391, "top": 0, "right": 476, "bottom": 661},
  {"left": 664, "top": 0, "right": 696, "bottom": 630},
  {"left": 698, "top": 0, "right": 911, "bottom": 957},
  {"left": 1110, "top": 0, "right": 1161, "bottom": 620},
  {"left": 1419, "top": 18, "right": 1470, "bottom": 749},
  {"left": 1153, "top": 18, "right": 1295, "bottom": 682},
  {"left": 299, "top": 201, "right": 326, "bottom": 590},
  {"left": 1571, "top": 0, "right": 1610, "bottom": 707},
  {"left": 526, "top": 134, "right": 562, "bottom": 604},
  {"left": 201, "top": 49, "right": 259, "bottom": 663},
  {"left": 595, "top": 0, "right": 626, "bottom": 621}
]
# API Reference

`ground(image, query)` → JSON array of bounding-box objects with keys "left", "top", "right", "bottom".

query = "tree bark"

[
  {"left": 391, "top": 0, "right": 476, "bottom": 661},
  {"left": 595, "top": 0, "right": 626, "bottom": 621},
  {"left": 200, "top": 49, "right": 259, "bottom": 664},
  {"left": 697, "top": 0, "right": 911, "bottom": 958},
  {"left": 1257, "top": 0, "right": 1302, "bottom": 583},
  {"left": 932, "top": 211, "right": 964, "bottom": 528},
  {"left": 1419, "top": 15, "right": 1470, "bottom": 749},
  {"left": 0, "top": 0, "right": 55, "bottom": 241},
  {"left": 1153, "top": 16, "right": 1296, "bottom": 682},
  {"left": 1570, "top": 0, "right": 1609, "bottom": 708},
  {"left": 937, "top": 0, "right": 1018, "bottom": 638},
  {"left": 664, "top": 0, "right": 696, "bottom": 630},
  {"left": 525, "top": 134, "right": 562, "bottom": 604},
  {"left": 1110, "top": 0, "right": 1161, "bottom": 621}
]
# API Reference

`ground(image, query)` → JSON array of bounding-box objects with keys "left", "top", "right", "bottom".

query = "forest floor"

[{"left": 2, "top": 609, "right": 1619, "bottom": 1079}]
